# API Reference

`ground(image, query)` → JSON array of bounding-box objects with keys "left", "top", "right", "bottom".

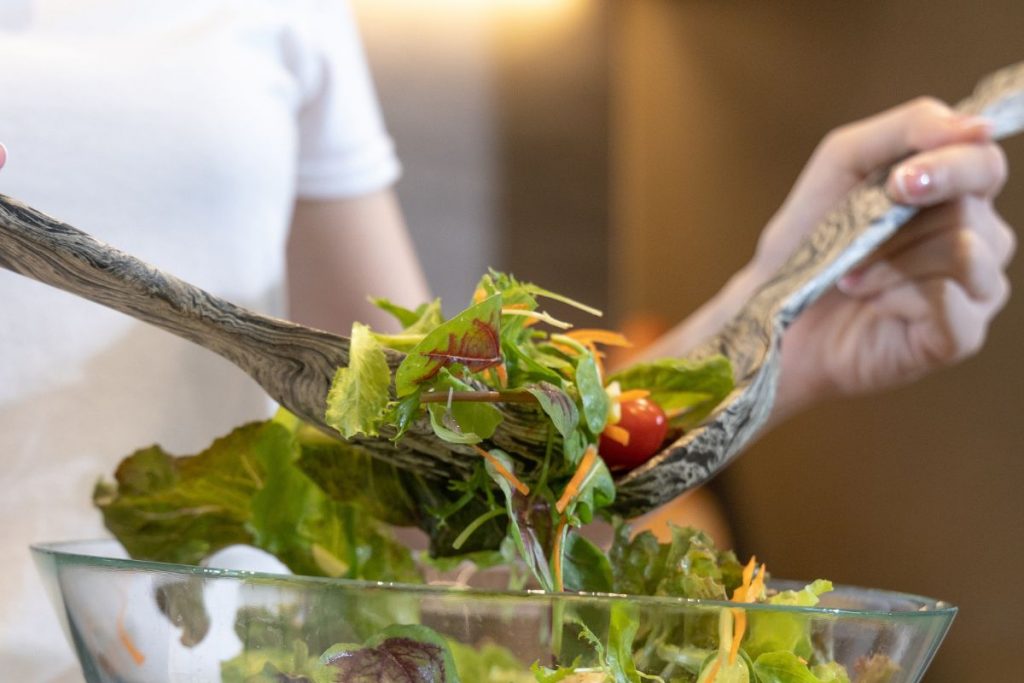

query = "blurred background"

[{"left": 352, "top": 1, "right": 1024, "bottom": 681}]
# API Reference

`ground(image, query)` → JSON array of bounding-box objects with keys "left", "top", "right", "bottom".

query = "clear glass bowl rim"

[{"left": 32, "top": 539, "right": 957, "bottom": 620}]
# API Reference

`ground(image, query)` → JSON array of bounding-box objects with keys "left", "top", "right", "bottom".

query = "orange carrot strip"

[
  {"left": 555, "top": 446, "right": 597, "bottom": 514},
  {"left": 117, "top": 602, "right": 145, "bottom": 666},
  {"left": 551, "top": 517, "right": 568, "bottom": 592},
  {"left": 495, "top": 363, "right": 508, "bottom": 388},
  {"left": 473, "top": 444, "right": 530, "bottom": 496},
  {"left": 728, "top": 559, "right": 766, "bottom": 665},
  {"left": 615, "top": 389, "right": 651, "bottom": 403},
  {"left": 565, "top": 329, "right": 633, "bottom": 347},
  {"left": 705, "top": 659, "right": 721, "bottom": 683},
  {"left": 602, "top": 423, "right": 630, "bottom": 446}
]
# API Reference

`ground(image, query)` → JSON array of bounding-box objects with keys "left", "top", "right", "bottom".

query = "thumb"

[{"left": 0, "top": 143, "right": 6, "bottom": 170}]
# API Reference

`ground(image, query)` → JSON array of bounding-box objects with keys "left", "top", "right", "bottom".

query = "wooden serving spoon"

[{"left": 1, "top": 62, "right": 1021, "bottom": 517}]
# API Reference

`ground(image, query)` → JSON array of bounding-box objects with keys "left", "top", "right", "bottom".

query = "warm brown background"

[
  {"left": 357, "top": 2, "right": 1024, "bottom": 681},
  {"left": 611, "top": 4, "right": 1024, "bottom": 682}
]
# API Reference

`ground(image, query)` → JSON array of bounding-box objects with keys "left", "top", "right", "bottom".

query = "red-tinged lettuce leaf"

[
  {"left": 395, "top": 294, "right": 503, "bottom": 397},
  {"left": 483, "top": 449, "right": 554, "bottom": 591},
  {"left": 325, "top": 322, "right": 392, "bottom": 438},
  {"left": 608, "top": 356, "right": 734, "bottom": 429},
  {"left": 524, "top": 382, "right": 579, "bottom": 442},
  {"left": 321, "top": 624, "right": 461, "bottom": 683}
]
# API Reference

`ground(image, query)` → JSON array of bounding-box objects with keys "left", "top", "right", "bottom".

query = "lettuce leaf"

[
  {"left": 608, "top": 356, "right": 734, "bottom": 428},
  {"left": 325, "top": 322, "right": 392, "bottom": 439},
  {"left": 94, "top": 417, "right": 419, "bottom": 583}
]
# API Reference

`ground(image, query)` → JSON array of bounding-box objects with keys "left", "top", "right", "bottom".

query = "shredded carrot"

[
  {"left": 564, "top": 328, "right": 633, "bottom": 348},
  {"left": 551, "top": 516, "right": 568, "bottom": 592},
  {"left": 705, "top": 659, "right": 721, "bottom": 683},
  {"left": 727, "top": 557, "right": 767, "bottom": 665},
  {"left": 602, "top": 423, "right": 630, "bottom": 446},
  {"left": 117, "top": 601, "right": 145, "bottom": 666},
  {"left": 555, "top": 445, "right": 597, "bottom": 514},
  {"left": 495, "top": 363, "right": 508, "bottom": 388},
  {"left": 615, "top": 389, "right": 651, "bottom": 403},
  {"left": 472, "top": 444, "right": 530, "bottom": 495}
]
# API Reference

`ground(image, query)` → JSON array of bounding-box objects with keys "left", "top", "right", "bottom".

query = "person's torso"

[{"left": 0, "top": 2, "right": 321, "bottom": 678}]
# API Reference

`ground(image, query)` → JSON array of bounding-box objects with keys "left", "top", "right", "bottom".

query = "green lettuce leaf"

[
  {"left": 561, "top": 532, "right": 613, "bottom": 593},
  {"left": 608, "top": 356, "right": 734, "bottom": 428},
  {"left": 325, "top": 322, "right": 392, "bottom": 438},
  {"left": 753, "top": 651, "right": 833, "bottom": 683},
  {"left": 94, "top": 418, "right": 419, "bottom": 583},
  {"left": 524, "top": 382, "right": 579, "bottom": 442},
  {"left": 746, "top": 580, "right": 833, "bottom": 660}
]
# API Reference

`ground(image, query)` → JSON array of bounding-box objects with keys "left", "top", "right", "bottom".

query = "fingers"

[
  {"left": 819, "top": 97, "right": 992, "bottom": 179},
  {"left": 887, "top": 142, "right": 1008, "bottom": 203},
  {"left": 840, "top": 192, "right": 1015, "bottom": 299},
  {"left": 841, "top": 226, "right": 1008, "bottom": 302},
  {"left": 872, "top": 276, "right": 1008, "bottom": 366},
  {"left": 0, "top": 143, "right": 6, "bottom": 170}
]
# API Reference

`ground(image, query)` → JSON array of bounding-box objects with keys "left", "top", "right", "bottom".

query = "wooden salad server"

[
  {"left": 611, "top": 60, "right": 1024, "bottom": 515},
  {"left": 0, "top": 62, "right": 1021, "bottom": 517}
]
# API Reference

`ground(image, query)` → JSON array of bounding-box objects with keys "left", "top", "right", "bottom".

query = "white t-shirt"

[{"left": 0, "top": 2, "right": 400, "bottom": 679}]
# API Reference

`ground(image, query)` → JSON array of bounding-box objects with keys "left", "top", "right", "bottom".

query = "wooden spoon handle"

[{"left": 0, "top": 194, "right": 350, "bottom": 426}]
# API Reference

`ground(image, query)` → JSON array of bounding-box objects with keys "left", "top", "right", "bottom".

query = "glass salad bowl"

[{"left": 33, "top": 539, "right": 955, "bottom": 683}]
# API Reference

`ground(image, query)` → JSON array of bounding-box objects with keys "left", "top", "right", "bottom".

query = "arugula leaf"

[
  {"left": 396, "top": 294, "right": 503, "bottom": 397},
  {"left": 325, "top": 322, "right": 392, "bottom": 438},
  {"left": 609, "top": 356, "right": 734, "bottom": 428},
  {"left": 371, "top": 297, "right": 432, "bottom": 328},
  {"left": 321, "top": 624, "right": 461, "bottom": 683}
]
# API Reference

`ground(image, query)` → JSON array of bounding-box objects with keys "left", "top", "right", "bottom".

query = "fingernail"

[
  {"left": 891, "top": 163, "right": 933, "bottom": 200},
  {"left": 838, "top": 270, "right": 862, "bottom": 294},
  {"left": 955, "top": 114, "right": 994, "bottom": 137},
  {"left": 0, "top": 143, "right": 7, "bottom": 170}
]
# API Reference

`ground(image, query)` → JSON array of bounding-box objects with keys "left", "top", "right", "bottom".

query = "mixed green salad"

[{"left": 94, "top": 271, "right": 896, "bottom": 682}]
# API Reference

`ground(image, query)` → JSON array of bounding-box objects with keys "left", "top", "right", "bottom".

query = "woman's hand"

[
  {"left": 0, "top": 143, "right": 7, "bottom": 169},
  {"left": 764, "top": 98, "right": 1015, "bottom": 421}
]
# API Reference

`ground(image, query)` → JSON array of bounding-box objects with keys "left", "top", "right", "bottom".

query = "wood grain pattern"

[
  {"left": 613, "top": 61, "right": 1024, "bottom": 515},
  {"left": 0, "top": 62, "right": 1021, "bottom": 515}
]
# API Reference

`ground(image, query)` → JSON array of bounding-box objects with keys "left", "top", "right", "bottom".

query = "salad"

[{"left": 94, "top": 271, "right": 895, "bottom": 682}]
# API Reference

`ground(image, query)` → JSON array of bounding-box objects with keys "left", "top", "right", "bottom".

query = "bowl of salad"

[
  {"left": 34, "top": 536, "right": 954, "bottom": 683},
  {"left": 34, "top": 272, "right": 955, "bottom": 682}
]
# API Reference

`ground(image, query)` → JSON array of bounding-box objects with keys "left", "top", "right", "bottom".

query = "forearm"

[{"left": 286, "top": 189, "right": 430, "bottom": 335}]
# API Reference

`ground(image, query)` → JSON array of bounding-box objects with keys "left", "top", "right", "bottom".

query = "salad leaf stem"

[
  {"left": 420, "top": 390, "right": 539, "bottom": 405},
  {"left": 452, "top": 508, "right": 507, "bottom": 551}
]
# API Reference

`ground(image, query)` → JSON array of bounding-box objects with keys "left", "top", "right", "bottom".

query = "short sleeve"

[{"left": 290, "top": 1, "right": 401, "bottom": 199}]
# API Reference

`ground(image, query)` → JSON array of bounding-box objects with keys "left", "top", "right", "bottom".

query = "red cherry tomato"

[{"left": 599, "top": 397, "right": 669, "bottom": 471}]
